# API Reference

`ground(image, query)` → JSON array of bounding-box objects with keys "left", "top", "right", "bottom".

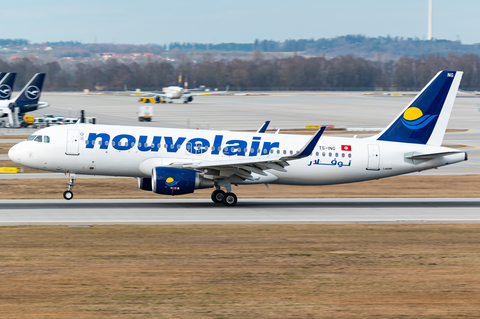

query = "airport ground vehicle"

[
  {"left": 137, "top": 105, "right": 153, "bottom": 122},
  {"left": 64, "top": 118, "right": 79, "bottom": 125},
  {"left": 138, "top": 97, "right": 160, "bottom": 103}
]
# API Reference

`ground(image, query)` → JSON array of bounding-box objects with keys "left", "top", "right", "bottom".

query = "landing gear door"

[
  {"left": 367, "top": 144, "right": 380, "bottom": 170},
  {"left": 66, "top": 129, "right": 80, "bottom": 155}
]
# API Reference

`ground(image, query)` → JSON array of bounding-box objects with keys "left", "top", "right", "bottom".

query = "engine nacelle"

[
  {"left": 137, "top": 177, "right": 152, "bottom": 191},
  {"left": 151, "top": 167, "right": 214, "bottom": 196},
  {"left": 186, "top": 95, "right": 193, "bottom": 102}
]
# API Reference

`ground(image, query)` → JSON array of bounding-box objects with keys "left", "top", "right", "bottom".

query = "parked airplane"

[
  {"left": 0, "top": 72, "right": 16, "bottom": 100},
  {"left": 9, "top": 71, "right": 466, "bottom": 206},
  {"left": 0, "top": 73, "right": 49, "bottom": 118}
]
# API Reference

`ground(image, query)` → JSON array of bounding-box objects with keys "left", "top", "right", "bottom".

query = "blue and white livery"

[{"left": 8, "top": 71, "right": 467, "bottom": 206}]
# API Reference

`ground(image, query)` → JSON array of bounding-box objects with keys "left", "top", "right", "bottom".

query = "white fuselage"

[{"left": 8, "top": 124, "right": 466, "bottom": 186}]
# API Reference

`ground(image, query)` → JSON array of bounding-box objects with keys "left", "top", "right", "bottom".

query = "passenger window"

[
  {"left": 44, "top": 136, "right": 50, "bottom": 143},
  {"left": 27, "top": 135, "right": 36, "bottom": 141},
  {"left": 322, "top": 152, "right": 326, "bottom": 157},
  {"left": 290, "top": 150, "right": 293, "bottom": 155},
  {"left": 348, "top": 153, "right": 352, "bottom": 158},
  {"left": 34, "top": 135, "right": 43, "bottom": 143},
  {"left": 329, "top": 152, "right": 332, "bottom": 157},
  {"left": 335, "top": 153, "right": 338, "bottom": 157},
  {"left": 315, "top": 152, "right": 319, "bottom": 156},
  {"left": 283, "top": 150, "right": 286, "bottom": 155}
]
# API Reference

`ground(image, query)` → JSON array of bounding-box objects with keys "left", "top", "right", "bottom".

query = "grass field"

[{"left": 1, "top": 224, "right": 480, "bottom": 318}]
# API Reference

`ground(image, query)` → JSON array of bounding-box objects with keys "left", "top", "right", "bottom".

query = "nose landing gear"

[{"left": 63, "top": 173, "right": 76, "bottom": 200}]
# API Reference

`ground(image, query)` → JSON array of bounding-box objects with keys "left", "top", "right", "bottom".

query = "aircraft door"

[
  {"left": 367, "top": 144, "right": 380, "bottom": 170},
  {"left": 66, "top": 129, "right": 80, "bottom": 155}
]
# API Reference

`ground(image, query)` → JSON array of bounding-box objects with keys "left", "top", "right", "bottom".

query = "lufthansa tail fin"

[
  {"left": 0, "top": 72, "right": 16, "bottom": 100},
  {"left": 13, "top": 73, "right": 46, "bottom": 107},
  {"left": 375, "top": 70, "right": 462, "bottom": 146}
]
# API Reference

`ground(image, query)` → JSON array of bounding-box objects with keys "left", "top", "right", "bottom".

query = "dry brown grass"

[
  {"left": 1, "top": 224, "right": 480, "bottom": 318},
  {"left": 1, "top": 175, "right": 480, "bottom": 199}
]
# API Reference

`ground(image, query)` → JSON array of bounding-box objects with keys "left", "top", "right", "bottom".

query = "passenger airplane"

[
  {"left": 0, "top": 72, "right": 16, "bottom": 101},
  {"left": 0, "top": 73, "right": 48, "bottom": 118},
  {"left": 9, "top": 71, "right": 467, "bottom": 206},
  {"left": 125, "top": 74, "right": 229, "bottom": 104}
]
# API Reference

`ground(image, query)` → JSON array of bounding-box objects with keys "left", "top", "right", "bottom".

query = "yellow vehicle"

[
  {"left": 23, "top": 115, "right": 36, "bottom": 125},
  {"left": 138, "top": 97, "right": 160, "bottom": 103}
]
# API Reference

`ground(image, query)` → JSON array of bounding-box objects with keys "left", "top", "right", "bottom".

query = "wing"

[
  {"left": 123, "top": 84, "right": 165, "bottom": 97},
  {"left": 172, "top": 127, "right": 325, "bottom": 181},
  {"left": 189, "top": 85, "right": 229, "bottom": 96}
]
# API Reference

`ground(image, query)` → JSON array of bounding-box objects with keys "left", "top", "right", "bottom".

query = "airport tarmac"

[
  {"left": 0, "top": 198, "right": 479, "bottom": 225},
  {"left": 1, "top": 91, "right": 480, "bottom": 175}
]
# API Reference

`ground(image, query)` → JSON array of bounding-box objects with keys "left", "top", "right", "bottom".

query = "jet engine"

[
  {"left": 151, "top": 167, "right": 214, "bottom": 196},
  {"left": 137, "top": 177, "right": 152, "bottom": 191},
  {"left": 186, "top": 96, "right": 193, "bottom": 102}
]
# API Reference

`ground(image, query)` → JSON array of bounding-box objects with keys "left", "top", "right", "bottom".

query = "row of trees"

[{"left": 2, "top": 53, "right": 480, "bottom": 91}]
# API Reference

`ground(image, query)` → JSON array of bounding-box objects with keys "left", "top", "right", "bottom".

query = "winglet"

[
  {"left": 256, "top": 121, "right": 270, "bottom": 133},
  {"left": 282, "top": 126, "right": 326, "bottom": 160}
]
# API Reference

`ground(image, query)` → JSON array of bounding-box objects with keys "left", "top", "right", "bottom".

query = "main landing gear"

[
  {"left": 63, "top": 173, "right": 76, "bottom": 200},
  {"left": 211, "top": 183, "right": 238, "bottom": 207}
]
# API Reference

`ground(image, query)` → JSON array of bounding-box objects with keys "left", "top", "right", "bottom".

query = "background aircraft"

[{"left": 0, "top": 73, "right": 49, "bottom": 119}]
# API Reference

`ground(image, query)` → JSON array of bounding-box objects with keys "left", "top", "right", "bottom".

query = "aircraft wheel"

[
  {"left": 211, "top": 189, "right": 225, "bottom": 204},
  {"left": 63, "top": 190, "right": 74, "bottom": 200},
  {"left": 222, "top": 193, "right": 237, "bottom": 207}
]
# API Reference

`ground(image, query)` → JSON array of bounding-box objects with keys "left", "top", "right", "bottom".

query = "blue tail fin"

[
  {"left": 13, "top": 73, "right": 45, "bottom": 108},
  {"left": 0, "top": 72, "right": 16, "bottom": 100},
  {"left": 376, "top": 70, "right": 462, "bottom": 146}
]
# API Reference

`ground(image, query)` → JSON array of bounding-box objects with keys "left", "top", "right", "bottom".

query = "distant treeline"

[
  {"left": 2, "top": 53, "right": 480, "bottom": 91},
  {"left": 169, "top": 35, "right": 480, "bottom": 58},
  {"left": 4, "top": 35, "right": 480, "bottom": 59}
]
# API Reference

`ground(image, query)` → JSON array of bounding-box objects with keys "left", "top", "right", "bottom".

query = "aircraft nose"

[{"left": 8, "top": 143, "right": 23, "bottom": 164}]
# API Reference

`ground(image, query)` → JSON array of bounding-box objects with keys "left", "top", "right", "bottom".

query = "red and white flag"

[{"left": 341, "top": 145, "right": 352, "bottom": 151}]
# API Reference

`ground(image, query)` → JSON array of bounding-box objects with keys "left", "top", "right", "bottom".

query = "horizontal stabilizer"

[{"left": 405, "top": 151, "right": 467, "bottom": 160}]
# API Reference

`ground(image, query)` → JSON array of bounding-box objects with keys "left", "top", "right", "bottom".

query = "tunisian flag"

[{"left": 341, "top": 145, "right": 352, "bottom": 151}]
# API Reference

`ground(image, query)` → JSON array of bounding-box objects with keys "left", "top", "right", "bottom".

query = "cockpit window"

[
  {"left": 27, "top": 135, "right": 36, "bottom": 141},
  {"left": 44, "top": 136, "right": 50, "bottom": 143},
  {"left": 34, "top": 135, "right": 43, "bottom": 143}
]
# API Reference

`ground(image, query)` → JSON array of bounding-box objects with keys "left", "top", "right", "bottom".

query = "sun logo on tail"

[
  {"left": 165, "top": 177, "right": 179, "bottom": 187},
  {"left": 401, "top": 107, "right": 437, "bottom": 130}
]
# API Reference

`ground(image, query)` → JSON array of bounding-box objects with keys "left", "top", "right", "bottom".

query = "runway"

[{"left": 1, "top": 198, "right": 479, "bottom": 225}]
